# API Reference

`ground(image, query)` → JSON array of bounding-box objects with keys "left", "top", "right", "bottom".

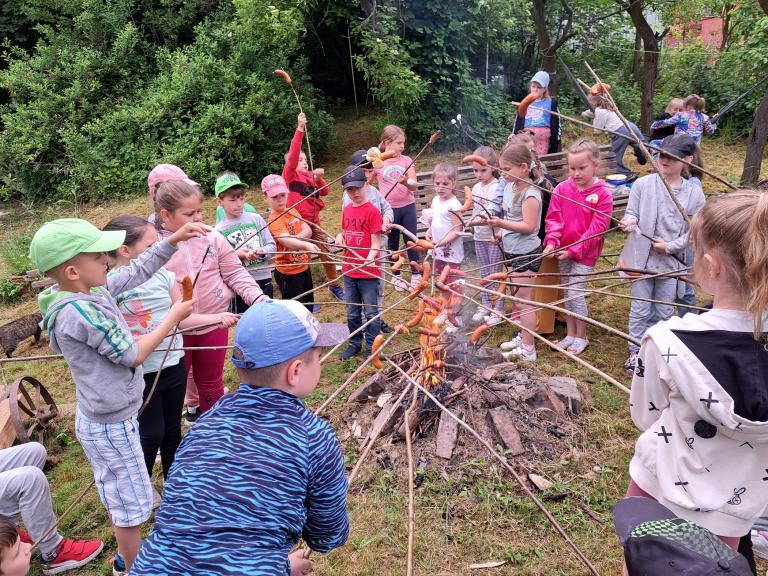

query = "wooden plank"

[
  {"left": 435, "top": 408, "right": 460, "bottom": 459},
  {"left": 487, "top": 407, "right": 525, "bottom": 456},
  {"left": 0, "top": 399, "right": 17, "bottom": 449}
]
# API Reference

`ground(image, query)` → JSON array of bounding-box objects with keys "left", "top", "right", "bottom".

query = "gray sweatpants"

[
  {"left": 0, "top": 443, "right": 63, "bottom": 556},
  {"left": 558, "top": 260, "right": 593, "bottom": 317},
  {"left": 628, "top": 277, "right": 677, "bottom": 353}
]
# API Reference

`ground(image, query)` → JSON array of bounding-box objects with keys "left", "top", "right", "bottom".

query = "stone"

[
  {"left": 487, "top": 407, "right": 525, "bottom": 456},
  {"left": 348, "top": 373, "right": 387, "bottom": 404},
  {"left": 435, "top": 409, "right": 460, "bottom": 459},
  {"left": 546, "top": 377, "right": 583, "bottom": 413},
  {"left": 524, "top": 386, "right": 566, "bottom": 416},
  {"left": 367, "top": 401, "right": 402, "bottom": 441},
  {"left": 528, "top": 473, "right": 554, "bottom": 491}
]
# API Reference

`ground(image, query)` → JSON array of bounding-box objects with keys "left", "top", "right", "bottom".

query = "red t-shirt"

[{"left": 341, "top": 202, "right": 383, "bottom": 279}]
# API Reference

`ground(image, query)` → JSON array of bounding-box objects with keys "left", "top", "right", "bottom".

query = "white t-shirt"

[
  {"left": 430, "top": 195, "right": 464, "bottom": 264},
  {"left": 593, "top": 107, "right": 623, "bottom": 133},
  {"left": 470, "top": 179, "right": 500, "bottom": 242}
]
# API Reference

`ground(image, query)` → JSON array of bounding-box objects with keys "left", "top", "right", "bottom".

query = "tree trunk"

[
  {"left": 741, "top": 89, "right": 768, "bottom": 184},
  {"left": 626, "top": 0, "right": 660, "bottom": 132},
  {"left": 632, "top": 31, "right": 642, "bottom": 83}
]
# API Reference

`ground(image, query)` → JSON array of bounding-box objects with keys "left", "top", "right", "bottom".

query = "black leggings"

[
  {"left": 387, "top": 203, "right": 420, "bottom": 271},
  {"left": 274, "top": 268, "right": 314, "bottom": 311},
  {"left": 138, "top": 360, "right": 186, "bottom": 479}
]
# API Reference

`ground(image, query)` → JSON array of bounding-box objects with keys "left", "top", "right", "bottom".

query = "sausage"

[
  {"left": 516, "top": 93, "right": 539, "bottom": 119},
  {"left": 406, "top": 241, "right": 426, "bottom": 253},
  {"left": 460, "top": 186, "right": 473, "bottom": 213},
  {"left": 428, "top": 130, "right": 442, "bottom": 145},
  {"left": 481, "top": 271, "right": 508, "bottom": 285},
  {"left": 391, "top": 254, "right": 407, "bottom": 272},
  {"left": 417, "top": 239, "right": 435, "bottom": 250},
  {"left": 370, "top": 334, "right": 384, "bottom": 369},
  {"left": 420, "top": 260, "right": 431, "bottom": 281},
  {"left": 432, "top": 359, "right": 446, "bottom": 369},
  {"left": 417, "top": 327, "right": 441, "bottom": 337},
  {"left": 181, "top": 276, "right": 193, "bottom": 301},
  {"left": 405, "top": 300, "right": 426, "bottom": 328},
  {"left": 438, "top": 266, "right": 451, "bottom": 284},
  {"left": 395, "top": 324, "right": 410, "bottom": 335},
  {"left": 379, "top": 149, "right": 397, "bottom": 161},
  {"left": 462, "top": 154, "right": 488, "bottom": 166},
  {"left": 273, "top": 69, "right": 292, "bottom": 85},
  {"left": 471, "top": 324, "right": 490, "bottom": 345}
]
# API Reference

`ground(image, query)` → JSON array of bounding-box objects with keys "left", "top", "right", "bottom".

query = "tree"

[{"left": 741, "top": 0, "right": 768, "bottom": 183}]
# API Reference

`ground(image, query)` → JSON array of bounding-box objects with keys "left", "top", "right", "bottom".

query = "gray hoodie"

[{"left": 39, "top": 240, "right": 177, "bottom": 424}]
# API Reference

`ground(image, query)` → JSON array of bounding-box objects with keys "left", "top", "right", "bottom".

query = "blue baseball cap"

[{"left": 231, "top": 299, "right": 349, "bottom": 369}]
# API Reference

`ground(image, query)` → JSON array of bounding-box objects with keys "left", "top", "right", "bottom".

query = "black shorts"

[{"left": 504, "top": 244, "right": 543, "bottom": 273}]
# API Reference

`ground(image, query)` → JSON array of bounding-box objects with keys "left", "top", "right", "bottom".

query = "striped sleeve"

[{"left": 64, "top": 301, "right": 137, "bottom": 367}]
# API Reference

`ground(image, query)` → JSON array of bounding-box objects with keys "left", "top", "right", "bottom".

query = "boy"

[
  {"left": 0, "top": 443, "right": 103, "bottom": 574},
  {"left": 28, "top": 218, "right": 202, "bottom": 574},
  {"left": 347, "top": 150, "right": 394, "bottom": 333},
  {"left": 283, "top": 112, "right": 344, "bottom": 301},
  {"left": 214, "top": 171, "right": 276, "bottom": 312},
  {"left": 131, "top": 299, "right": 350, "bottom": 576},
  {"left": 336, "top": 166, "right": 383, "bottom": 360},
  {"left": 262, "top": 174, "right": 319, "bottom": 311},
  {"left": 214, "top": 171, "right": 258, "bottom": 224}
]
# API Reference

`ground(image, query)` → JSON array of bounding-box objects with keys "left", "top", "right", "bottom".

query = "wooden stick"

[
  {"left": 404, "top": 389, "right": 419, "bottom": 576},
  {"left": 385, "top": 359, "right": 603, "bottom": 575}
]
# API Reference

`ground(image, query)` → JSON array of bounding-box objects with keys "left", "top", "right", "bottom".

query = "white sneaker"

[
  {"left": 471, "top": 308, "right": 487, "bottom": 324},
  {"left": 409, "top": 274, "right": 423, "bottom": 290},
  {"left": 392, "top": 276, "right": 408, "bottom": 292},
  {"left": 554, "top": 336, "right": 575, "bottom": 349},
  {"left": 444, "top": 320, "right": 458, "bottom": 334},
  {"left": 502, "top": 344, "right": 536, "bottom": 361},
  {"left": 484, "top": 312, "right": 504, "bottom": 327},
  {"left": 751, "top": 530, "right": 768, "bottom": 560},
  {"left": 500, "top": 335, "right": 522, "bottom": 351}
]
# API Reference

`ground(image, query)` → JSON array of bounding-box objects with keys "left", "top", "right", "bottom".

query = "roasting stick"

[
  {"left": 385, "top": 359, "right": 603, "bottom": 576},
  {"left": 404, "top": 388, "right": 419, "bottom": 576}
]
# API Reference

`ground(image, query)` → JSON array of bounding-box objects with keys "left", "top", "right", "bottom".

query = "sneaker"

[
  {"left": 624, "top": 352, "right": 638, "bottom": 376},
  {"left": 380, "top": 322, "right": 394, "bottom": 334},
  {"left": 444, "top": 320, "right": 459, "bottom": 335},
  {"left": 328, "top": 284, "right": 345, "bottom": 300},
  {"left": 471, "top": 308, "right": 487, "bottom": 324},
  {"left": 339, "top": 346, "right": 362, "bottom": 360},
  {"left": 42, "top": 538, "right": 104, "bottom": 575},
  {"left": 392, "top": 276, "right": 408, "bottom": 292},
  {"left": 312, "top": 304, "right": 321, "bottom": 314},
  {"left": 751, "top": 530, "right": 768, "bottom": 560},
  {"left": 409, "top": 274, "right": 422, "bottom": 290},
  {"left": 484, "top": 312, "right": 504, "bottom": 327},
  {"left": 503, "top": 344, "right": 537, "bottom": 362},
  {"left": 566, "top": 338, "right": 589, "bottom": 355},
  {"left": 500, "top": 335, "right": 522, "bottom": 351},
  {"left": 184, "top": 405, "right": 200, "bottom": 426},
  {"left": 110, "top": 553, "right": 126, "bottom": 576},
  {"left": 554, "top": 336, "right": 575, "bottom": 349}
]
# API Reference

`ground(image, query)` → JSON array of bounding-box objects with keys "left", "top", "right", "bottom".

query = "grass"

[{"left": 1, "top": 109, "right": 767, "bottom": 575}]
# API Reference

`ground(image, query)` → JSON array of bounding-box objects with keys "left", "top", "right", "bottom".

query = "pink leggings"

[
  {"left": 183, "top": 329, "right": 228, "bottom": 413},
  {"left": 626, "top": 479, "right": 739, "bottom": 550}
]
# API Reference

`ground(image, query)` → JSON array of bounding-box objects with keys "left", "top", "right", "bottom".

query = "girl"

[
  {"left": 154, "top": 180, "right": 267, "bottom": 413},
  {"left": 650, "top": 94, "right": 716, "bottom": 144},
  {"left": 513, "top": 71, "right": 561, "bottom": 156},
  {"left": 649, "top": 97, "right": 685, "bottom": 144},
  {"left": 543, "top": 139, "right": 613, "bottom": 355},
  {"left": 589, "top": 92, "right": 647, "bottom": 180},
  {"left": 375, "top": 125, "right": 421, "bottom": 292},
  {"left": 625, "top": 190, "right": 768, "bottom": 558},
  {"left": 426, "top": 163, "right": 464, "bottom": 329},
  {"left": 467, "top": 146, "right": 504, "bottom": 325},
  {"left": 488, "top": 142, "right": 543, "bottom": 361},
  {"left": 619, "top": 134, "right": 705, "bottom": 374},
  {"left": 104, "top": 216, "right": 238, "bottom": 482}
]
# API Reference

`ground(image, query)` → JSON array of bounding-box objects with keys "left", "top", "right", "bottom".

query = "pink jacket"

[
  {"left": 544, "top": 178, "right": 613, "bottom": 267},
  {"left": 159, "top": 230, "right": 266, "bottom": 333}
]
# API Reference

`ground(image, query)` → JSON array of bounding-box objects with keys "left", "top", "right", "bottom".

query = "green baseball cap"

[
  {"left": 215, "top": 173, "right": 248, "bottom": 197},
  {"left": 29, "top": 218, "right": 126, "bottom": 273}
]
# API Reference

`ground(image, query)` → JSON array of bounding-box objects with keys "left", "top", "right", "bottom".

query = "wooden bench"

[{"left": 412, "top": 145, "right": 625, "bottom": 237}]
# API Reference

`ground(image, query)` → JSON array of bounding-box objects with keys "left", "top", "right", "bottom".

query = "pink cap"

[
  {"left": 147, "top": 164, "right": 199, "bottom": 199},
  {"left": 261, "top": 174, "right": 290, "bottom": 198}
]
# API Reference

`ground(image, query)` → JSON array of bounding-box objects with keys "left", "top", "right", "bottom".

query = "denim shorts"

[{"left": 75, "top": 410, "right": 153, "bottom": 527}]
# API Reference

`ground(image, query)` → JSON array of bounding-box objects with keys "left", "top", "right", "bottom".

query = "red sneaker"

[
  {"left": 41, "top": 538, "right": 104, "bottom": 575},
  {"left": 17, "top": 527, "right": 33, "bottom": 544}
]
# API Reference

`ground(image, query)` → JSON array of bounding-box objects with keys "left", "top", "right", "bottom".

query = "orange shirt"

[{"left": 267, "top": 209, "right": 310, "bottom": 275}]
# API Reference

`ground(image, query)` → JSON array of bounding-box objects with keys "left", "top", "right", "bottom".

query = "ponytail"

[{"left": 744, "top": 192, "right": 768, "bottom": 337}]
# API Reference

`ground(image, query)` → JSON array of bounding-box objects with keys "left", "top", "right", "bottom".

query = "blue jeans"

[
  {"left": 612, "top": 123, "right": 646, "bottom": 178},
  {"left": 344, "top": 276, "right": 381, "bottom": 351}
]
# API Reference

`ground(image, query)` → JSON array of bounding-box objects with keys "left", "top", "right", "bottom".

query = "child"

[
  {"left": 650, "top": 94, "right": 717, "bottom": 144},
  {"left": 489, "top": 142, "right": 543, "bottom": 361},
  {"left": 336, "top": 166, "right": 383, "bottom": 359},
  {"left": 347, "top": 150, "right": 394, "bottom": 333},
  {"left": 589, "top": 92, "right": 647, "bottom": 180},
  {"left": 262, "top": 174, "right": 318, "bottom": 310},
  {"left": 131, "top": 299, "right": 349, "bottom": 575},
  {"left": 29, "top": 217, "right": 205, "bottom": 573},
  {"left": 649, "top": 98, "right": 685, "bottom": 144},
  {"left": 426, "top": 163, "right": 464, "bottom": 329},
  {"left": 104, "top": 216, "right": 238, "bottom": 483},
  {"left": 619, "top": 134, "right": 705, "bottom": 374},
  {"left": 513, "top": 71, "right": 561, "bottom": 155},
  {"left": 283, "top": 112, "right": 343, "bottom": 301},
  {"left": 543, "top": 139, "right": 613, "bottom": 355},
  {"left": 154, "top": 180, "right": 268, "bottom": 415},
  {"left": 467, "top": 146, "right": 504, "bottom": 325},
  {"left": 675, "top": 144, "right": 705, "bottom": 317},
  {"left": 146, "top": 164, "right": 198, "bottom": 224},
  {"left": 214, "top": 171, "right": 276, "bottom": 311},
  {"left": 214, "top": 171, "right": 258, "bottom": 224},
  {"left": 624, "top": 189, "right": 768, "bottom": 555},
  {"left": 374, "top": 124, "right": 421, "bottom": 292},
  {"left": 0, "top": 443, "right": 103, "bottom": 574}
]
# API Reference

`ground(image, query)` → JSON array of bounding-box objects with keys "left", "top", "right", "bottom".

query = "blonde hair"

[
  {"left": 154, "top": 180, "right": 203, "bottom": 228},
  {"left": 566, "top": 138, "right": 601, "bottom": 162},
  {"left": 432, "top": 162, "right": 457, "bottom": 184},
  {"left": 379, "top": 124, "right": 406, "bottom": 151},
  {"left": 690, "top": 190, "right": 768, "bottom": 337},
  {"left": 666, "top": 98, "right": 685, "bottom": 114},
  {"left": 500, "top": 142, "right": 540, "bottom": 204},
  {"left": 685, "top": 94, "right": 706, "bottom": 112}
]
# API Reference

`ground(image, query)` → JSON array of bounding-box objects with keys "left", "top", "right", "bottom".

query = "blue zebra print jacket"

[{"left": 131, "top": 386, "right": 349, "bottom": 575}]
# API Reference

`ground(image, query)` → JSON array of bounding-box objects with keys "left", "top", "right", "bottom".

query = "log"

[
  {"left": 487, "top": 407, "right": 525, "bottom": 456},
  {"left": 348, "top": 373, "right": 388, "bottom": 404},
  {"left": 435, "top": 409, "right": 460, "bottom": 459}
]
